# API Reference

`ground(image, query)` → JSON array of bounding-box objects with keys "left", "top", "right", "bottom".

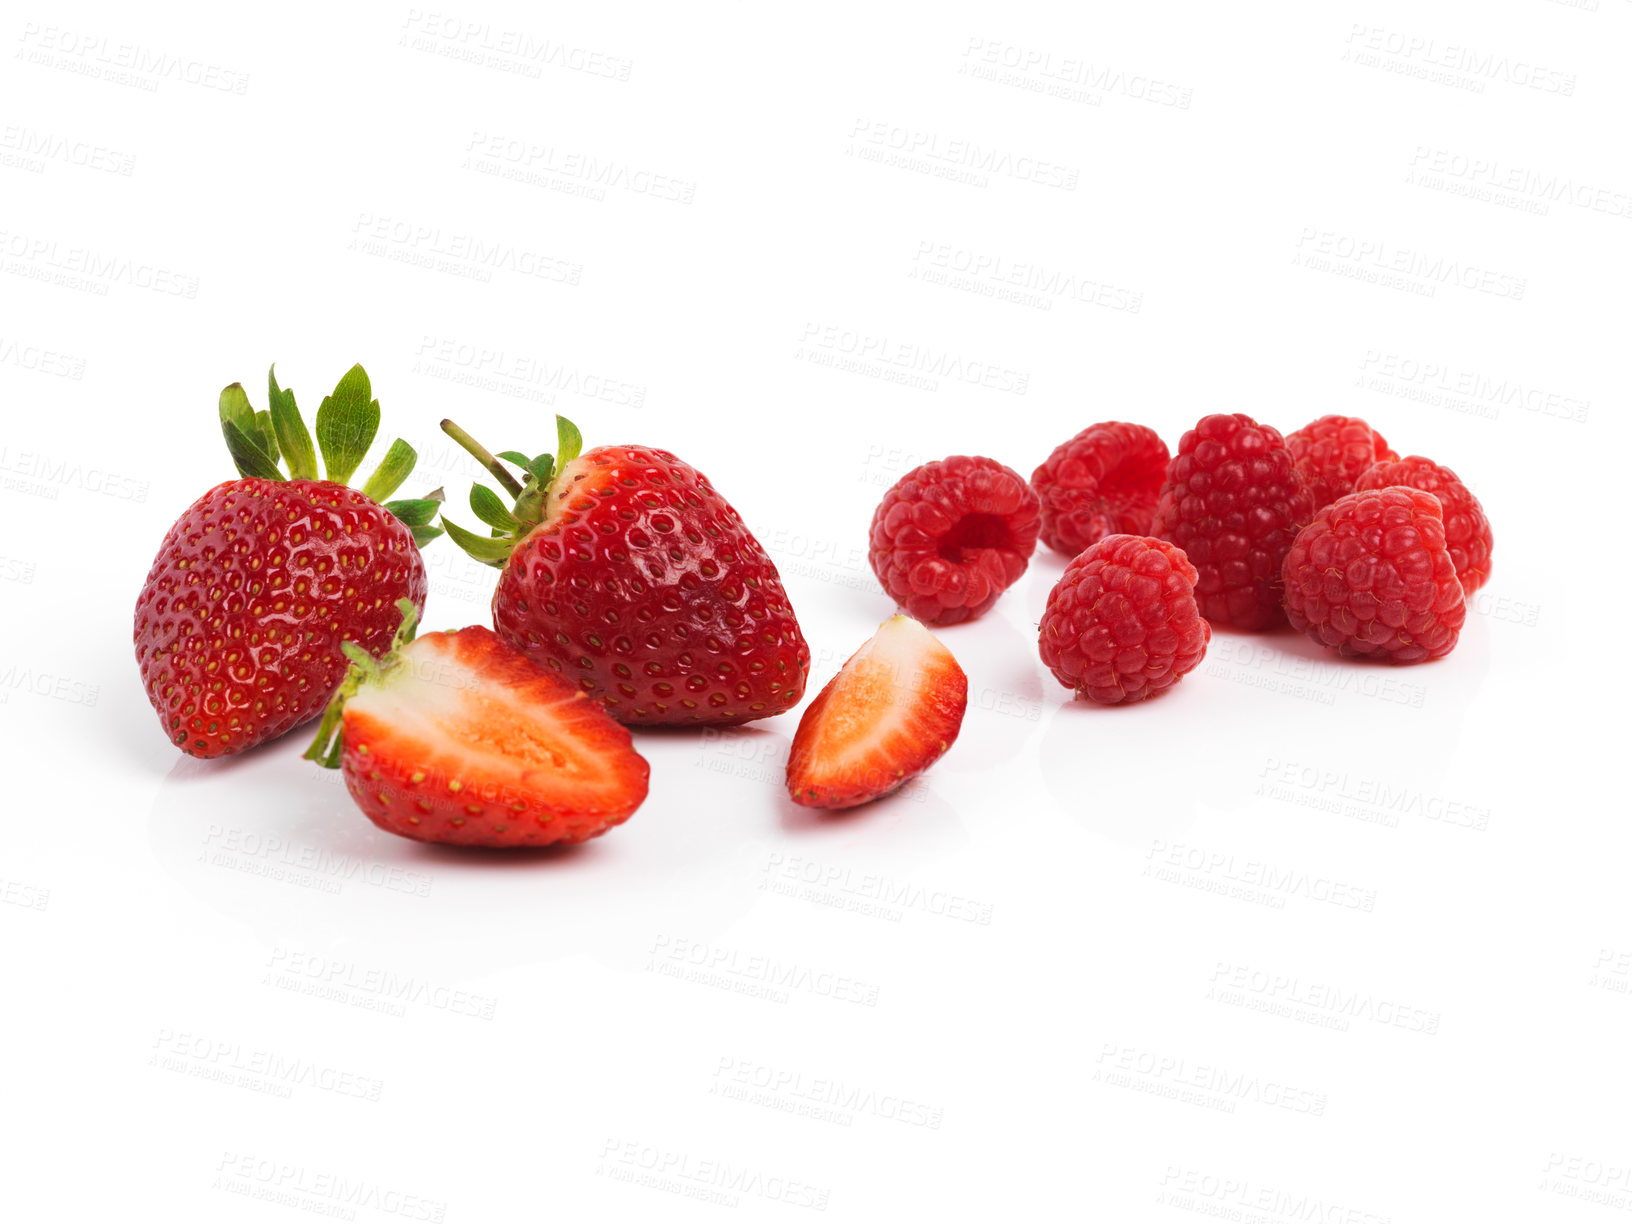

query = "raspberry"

[
  {"left": 1285, "top": 414, "right": 1397, "bottom": 511},
  {"left": 1355, "top": 456, "right": 1492, "bottom": 594},
  {"left": 1030, "top": 422, "right": 1170, "bottom": 556},
  {"left": 1281, "top": 486, "right": 1465, "bottom": 664},
  {"left": 868, "top": 455, "right": 1041, "bottom": 625},
  {"left": 1151, "top": 413, "right": 1313, "bottom": 631},
  {"left": 1038, "top": 535, "right": 1211, "bottom": 705}
]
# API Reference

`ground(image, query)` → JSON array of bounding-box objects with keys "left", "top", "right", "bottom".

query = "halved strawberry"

[
  {"left": 785, "top": 615, "right": 968, "bottom": 810},
  {"left": 306, "top": 601, "right": 649, "bottom": 847}
]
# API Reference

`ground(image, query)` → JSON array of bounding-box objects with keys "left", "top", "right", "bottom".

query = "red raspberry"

[
  {"left": 1355, "top": 456, "right": 1492, "bottom": 594},
  {"left": 1282, "top": 486, "right": 1465, "bottom": 664},
  {"left": 1038, "top": 535, "right": 1211, "bottom": 705},
  {"left": 1030, "top": 422, "right": 1170, "bottom": 556},
  {"left": 1151, "top": 413, "right": 1313, "bottom": 631},
  {"left": 868, "top": 455, "right": 1041, "bottom": 625},
  {"left": 1285, "top": 414, "right": 1397, "bottom": 511}
]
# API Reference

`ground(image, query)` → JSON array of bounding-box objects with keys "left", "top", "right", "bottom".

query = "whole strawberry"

[
  {"left": 1152, "top": 413, "right": 1313, "bottom": 631},
  {"left": 134, "top": 366, "right": 443, "bottom": 758},
  {"left": 438, "top": 417, "right": 808, "bottom": 726}
]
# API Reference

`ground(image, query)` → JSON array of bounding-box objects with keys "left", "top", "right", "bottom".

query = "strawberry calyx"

[
  {"left": 303, "top": 598, "right": 422, "bottom": 769},
  {"left": 437, "top": 415, "right": 583, "bottom": 568},
  {"left": 219, "top": 364, "right": 444, "bottom": 547}
]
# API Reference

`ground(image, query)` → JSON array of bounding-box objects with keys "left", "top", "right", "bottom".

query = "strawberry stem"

[
  {"left": 439, "top": 415, "right": 583, "bottom": 567},
  {"left": 441, "top": 420, "right": 523, "bottom": 499}
]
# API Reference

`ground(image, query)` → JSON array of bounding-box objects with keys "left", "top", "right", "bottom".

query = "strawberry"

[
  {"left": 305, "top": 602, "right": 649, "bottom": 847},
  {"left": 785, "top": 615, "right": 967, "bottom": 809},
  {"left": 134, "top": 365, "right": 444, "bottom": 758},
  {"left": 437, "top": 416, "right": 809, "bottom": 726}
]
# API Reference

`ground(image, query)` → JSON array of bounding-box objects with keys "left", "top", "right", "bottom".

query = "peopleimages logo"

[
  {"left": 711, "top": 1057, "right": 945, "bottom": 1129},
  {"left": 16, "top": 24, "right": 251, "bottom": 94},
  {"left": 463, "top": 132, "right": 694, "bottom": 204},
  {"left": 848, "top": 119, "right": 1079, "bottom": 190},
  {"left": 0, "top": 230, "right": 200, "bottom": 299},
  {"left": 960, "top": 37, "right": 1194, "bottom": 109},
  {"left": 398, "top": 10, "right": 633, "bottom": 81},
  {"left": 797, "top": 322, "right": 1030, "bottom": 396},
  {"left": 1343, "top": 25, "right": 1576, "bottom": 96},
  {"left": 1096, "top": 1043, "right": 1327, "bottom": 1116},
  {"left": 1356, "top": 351, "right": 1590, "bottom": 424},
  {"left": 1408, "top": 147, "right": 1631, "bottom": 219},
  {"left": 1294, "top": 229, "right": 1526, "bottom": 300},
  {"left": 0, "top": 126, "right": 135, "bottom": 175}
]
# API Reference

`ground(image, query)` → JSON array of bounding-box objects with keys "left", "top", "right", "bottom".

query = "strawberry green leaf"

[
  {"left": 497, "top": 451, "right": 533, "bottom": 469},
  {"left": 360, "top": 438, "right": 418, "bottom": 503},
  {"left": 268, "top": 365, "right": 317, "bottom": 480},
  {"left": 315, "top": 364, "right": 381, "bottom": 486},
  {"left": 253, "top": 410, "right": 281, "bottom": 466},
  {"left": 384, "top": 495, "right": 445, "bottom": 528},
  {"left": 219, "top": 384, "right": 284, "bottom": 481},
  {"left": 441, "top": 516, "right": 517, "bottom": 567},
  {"left": 469, "top": 484, "right": 521, "bottom": 533},
  {"left": 555, "top": 416, "right": 583, "bottom": 468},
  {"left": 219, "top": 382, "right": 255, "bottom": 433},
  {"left": 528, "top": 453, "right": 555, "bottom": 486},
  {"left": 513, "top": 475, "right": 547, "bottom": 528},
  {"left": 387, "top": 488, "right": 445, "bottom": 546},
  {"left": 222, "top": 420, "right": 285, "bottom": 481}
]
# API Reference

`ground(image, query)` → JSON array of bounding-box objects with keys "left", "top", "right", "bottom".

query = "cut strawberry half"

[
  {"left": 785, "top": 615, "right": 968, "bottom": 810},
  {"left": 306, "top": 601, "right": 649, "bottom": 847}
]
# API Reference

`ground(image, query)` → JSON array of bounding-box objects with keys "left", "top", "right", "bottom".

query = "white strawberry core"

[{"left": 347, "top": 637, "right": 581, "bottom": 776}]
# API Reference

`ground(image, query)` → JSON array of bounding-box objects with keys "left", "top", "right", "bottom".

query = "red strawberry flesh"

[{"left": 786, "top": 615, "right": 967, "bottom": 810}]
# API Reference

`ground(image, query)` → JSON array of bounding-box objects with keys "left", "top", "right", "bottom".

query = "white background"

[{"left": 2, "top": 1, "right": 1626, "bottom": 1219}]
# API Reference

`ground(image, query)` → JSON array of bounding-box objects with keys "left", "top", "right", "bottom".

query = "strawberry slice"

[
  {"left": 785, "top": 615, "right": 968, "bottom": 810},
  {"left": 306, "top": 602, "right": 649, "bottom": 847}
]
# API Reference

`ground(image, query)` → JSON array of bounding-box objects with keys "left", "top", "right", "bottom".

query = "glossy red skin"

[
  {"left": 1355, "top": 456, "right": 1492, "bottom": 595},
  {"left": 1038, "top": 535, "right": 1211, "bottom": 705},
  {"left": 340, "top": 627, "right": 649, "bottom": 848},
  {"left": 492, "top": 445, "right": 809, "bottom": 726},
  {"left": 134, "top": 479, "right": 426, "bottom": 758},
  {"left": 1281, "top": 486, "right": 1465, "bottom": 664},
  {"left": 785, "top": 632, "right": 968, "bottom": 810},
  {"left": 868, "top": 455, "right": 1042, "bottom": 626},
  {"left": 1031, "top": 422, "right": 1170, "bottom": 556}
]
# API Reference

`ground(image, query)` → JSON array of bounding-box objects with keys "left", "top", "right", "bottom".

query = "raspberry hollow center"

[{"left": 937, "top": 513, "right": 1013, "bottom": 562}]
